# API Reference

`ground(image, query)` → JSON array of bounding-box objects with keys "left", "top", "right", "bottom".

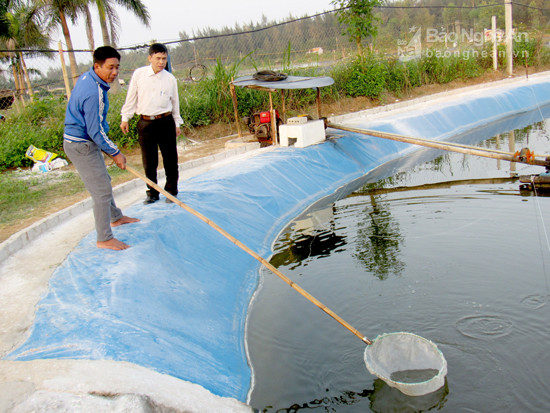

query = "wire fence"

[
  {"left": 0, "top": 12, "right": 350, "bottom": 110},
  {"left": 0, "top": 2, "right": 549, "bottom": 168},
  {"left": 3, "top": 3, "right": 549, "bottom": 108}
]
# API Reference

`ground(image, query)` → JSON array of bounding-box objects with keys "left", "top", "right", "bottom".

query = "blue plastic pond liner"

[
  {"left": 7, "top": 76, "right": 550, "bottom": 401},
  {"left": 346, "top": 80, "right": 550, "bottom": 141}
]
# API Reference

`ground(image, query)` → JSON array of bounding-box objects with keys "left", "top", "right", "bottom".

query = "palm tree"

[
  {"left": 0, "top": 0, "right": 12, "bottom": 39},
  {"left": 82, "top": 4, "right": 95, "bottom": 51},
  {"left": 86, "top": 0, "right": 150, "bottom": 93},
  {"left": 36, "top": 0, "right": 88, "bottom": 88},
  {"left": 92, "top": 0, "right": 150, "bottom": 47},
  {"left": 2, "top": 3, "right": 51, "bottom": 105}
]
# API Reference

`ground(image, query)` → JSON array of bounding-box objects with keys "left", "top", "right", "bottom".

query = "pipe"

[{"left": 328, "top": 123, "right": 550, "bottom": 168}]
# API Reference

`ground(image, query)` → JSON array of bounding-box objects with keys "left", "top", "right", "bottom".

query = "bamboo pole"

[
  {"left": 12, "top": 65, "right": 24, "bottom": 106},
  {"left": 496, "top": 134, "right": 501, "bottom": 170},
  {"left": 328, "top": 123, "right": 550, "bottom": 168},
  {"left": 58, "top": 42, "right": 71, "bottom": 100},
  {"left": 17, "top": 69, "right": 26, "bottom": 105},
  {"left": 122, "top": 161, "right": 372, "bottom": 345},
  {"left": 316, "top": 87, "right": 321, "bottom": 119},
  {"left": 19, "top": 52, "right": 34, "bottom": 102},
  {"left": 229, "top": 81, "right": 242, "bottom": 138},
  {"left": 509, "top": 130, "right": 517, "bottom": 173},
  {"left": 269, "top": 91, "right": 277, "bottom": 145},
  {"left": 280, "top": 89, "right": 286, "bottom": 123}
]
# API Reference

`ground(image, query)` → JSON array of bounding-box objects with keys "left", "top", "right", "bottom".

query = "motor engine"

[{"left": 242, "top": 110, "right": 281, "bottom": 146}]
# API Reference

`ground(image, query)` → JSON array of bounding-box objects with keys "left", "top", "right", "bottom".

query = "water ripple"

[
  {"left": 456, "top": 315, "right": 514, "bottom": 339},
  {"left": 520, "top": 293, "right": 549, "bottom": 309}
]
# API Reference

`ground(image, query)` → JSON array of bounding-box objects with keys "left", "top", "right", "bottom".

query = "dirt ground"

[{"left": 1, "top": 70, "right": 517, "bottom": 243}]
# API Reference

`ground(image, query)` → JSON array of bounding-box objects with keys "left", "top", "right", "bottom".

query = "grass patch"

[{"left": 0, "top": 170, "right": 85, "bottom": 226}]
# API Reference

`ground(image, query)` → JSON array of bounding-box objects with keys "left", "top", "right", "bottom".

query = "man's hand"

[
  {"left": 113, "top": 152, "right": 127, "bottom": 169},
  {"left": 176, "top": 126, "right": 182, "bottom": 137},
  {"left": 120, "top": 121, "right": 129, "bottom": 134}
]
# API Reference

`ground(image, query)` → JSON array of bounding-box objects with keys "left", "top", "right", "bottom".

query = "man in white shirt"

[{"left": 120, "top": 43, "right": 183, "bottom": 204}]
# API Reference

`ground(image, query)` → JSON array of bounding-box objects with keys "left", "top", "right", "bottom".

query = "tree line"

[{"left": 0, "top": 0, "right": 549, "bottom": 109}]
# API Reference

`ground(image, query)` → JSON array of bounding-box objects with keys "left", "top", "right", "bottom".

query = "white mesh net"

[{"left": 364, "top": 332, "right": 447, "bottom": 397}]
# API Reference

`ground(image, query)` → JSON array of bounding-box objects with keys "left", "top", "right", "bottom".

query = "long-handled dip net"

[
  {"left": 124, "top": 163, "right": 448, "bottom": 396},
  {"left": 364, "top": 332, "right": 447, "bottom": 396}
]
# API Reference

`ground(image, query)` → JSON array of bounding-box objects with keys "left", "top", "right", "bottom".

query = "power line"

[
  {"left": 1, "top": 1, "right": 548, "bottom": 55},
  {"left": 513, "top": 1, "right": 550, "bottom": 11}
]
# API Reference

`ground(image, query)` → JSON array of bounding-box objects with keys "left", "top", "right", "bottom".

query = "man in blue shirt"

[{"left": 64, "top": 46, "right": 139, "bottom": 250}]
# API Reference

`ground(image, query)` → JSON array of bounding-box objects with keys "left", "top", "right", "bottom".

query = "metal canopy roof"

[{"left": 231, "top": 75, "right": 334, "bottom": 90}]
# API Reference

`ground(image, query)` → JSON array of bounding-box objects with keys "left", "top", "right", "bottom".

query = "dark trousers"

[{"left": 137, "top": 115, "right": 179, "bottom": 197}]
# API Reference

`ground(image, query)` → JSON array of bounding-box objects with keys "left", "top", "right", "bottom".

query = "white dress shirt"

[{"left": 120, "top": 65, "right": 183, "bottom": 126}]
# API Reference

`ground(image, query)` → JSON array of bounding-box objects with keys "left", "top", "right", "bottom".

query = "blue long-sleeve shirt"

[{"left": 63, "top": 67, "right": 120, "bottom": 156}]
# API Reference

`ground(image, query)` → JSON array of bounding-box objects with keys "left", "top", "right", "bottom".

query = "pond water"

[{"left": 247, "top": 113, "right": 550, "bottom": 412}]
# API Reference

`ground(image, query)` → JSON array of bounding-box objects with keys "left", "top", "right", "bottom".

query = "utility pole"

[
  {"left": 492, "top": 16, "right": 498, "bottom": 71},
  {"left": 505, "top": 0, "right": 513, "bottom": 76}
]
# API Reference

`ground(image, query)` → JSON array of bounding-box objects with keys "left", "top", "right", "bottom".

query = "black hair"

[
  {"left": 93, "top": 46, "right": 121, "bottom": 64},
  {"left": 149, "top": 43, "right": 168, "bottom": 56}
]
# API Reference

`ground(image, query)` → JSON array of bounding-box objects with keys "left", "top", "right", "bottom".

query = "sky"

[{"left": 65, "top": 0, "right": 336, "bottom": 50}]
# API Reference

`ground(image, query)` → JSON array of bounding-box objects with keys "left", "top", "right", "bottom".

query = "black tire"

[{"left": 189, "top": 64, "right": 207, "bottom": 82}]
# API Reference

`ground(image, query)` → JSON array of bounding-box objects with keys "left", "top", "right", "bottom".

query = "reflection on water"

[
  {"left": 368, "top": 379, "right": 449, "bottom": 413},
  {"left": 247, "top": 117, "right": 550, "bottom": 412},
  {"left": 353, "top": 195, "right": 404, "bottom": 280},
  {"left": 267, "top": 379, "right": 449, "bottom": 413},
  {"left": 271, "top": 207, "right": 347, "bottom": 270}
]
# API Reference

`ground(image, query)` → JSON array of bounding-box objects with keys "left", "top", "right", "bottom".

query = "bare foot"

[
  {"left": 97, "top": 238, "right": 130, "bottom": 250},
  {"left": 111, "top": 215, "right": 140, "bottom": 227}
]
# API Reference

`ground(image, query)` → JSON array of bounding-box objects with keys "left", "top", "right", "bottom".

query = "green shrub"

[
  {"left": 476, "top": 42, "right": 498, "bottom": 70},
  {"left": 107, "top": 93, "right": 138, "bottom": 147},
  {"left": 384, "top": 59, "right": 406, "bottom": 94},
  {"left": 0, "top": 42, "right": 548, "bottom": 172},
  {"left": 478, "top": 38, "right": 546, "bottom": 71},
  {"left": 386, "top": 59, "right": 423, "bottom": 96},
  {"left": 234, "top": 87, "right": 268, "bottom": 118},
  {"left": 0, "top": 98, "right": 66, "bottom": 169},
  {"left": 458, "top": 51, "right": 485, "bottom": 79},
  {"left": 420, "top": 51, "right": 457, "bottom": 83},
  {"left": 514, "top": 38, "right": 538, "bottom": 67},
  {"left": 405, "top": 59, "right": 423, "bottom": 89},
  {"left": 342, "top": 56, "right": 386, "bottom": 98},
  {"left": 180, "top": 83, "right": 215, "bottom": 127}
]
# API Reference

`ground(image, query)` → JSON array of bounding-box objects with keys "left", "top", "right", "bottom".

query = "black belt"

[{"left": 140, "top": 112, "right": 172, "bottom": 121}]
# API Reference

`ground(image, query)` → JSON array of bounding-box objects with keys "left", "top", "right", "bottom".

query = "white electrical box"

[
  {"left": 279, "top": 120, "right": 326, "bottom": 148},
  {"left": 287, "top": 116, "right": 308, "bottom": 125}
]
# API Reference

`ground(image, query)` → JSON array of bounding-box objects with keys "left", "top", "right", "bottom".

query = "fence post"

[
  {"left": 229, "top": 81, "right": 242, "bottom": 138},
  {"left": 58, "top": 42, "right": 71, "bottom": 100}
]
